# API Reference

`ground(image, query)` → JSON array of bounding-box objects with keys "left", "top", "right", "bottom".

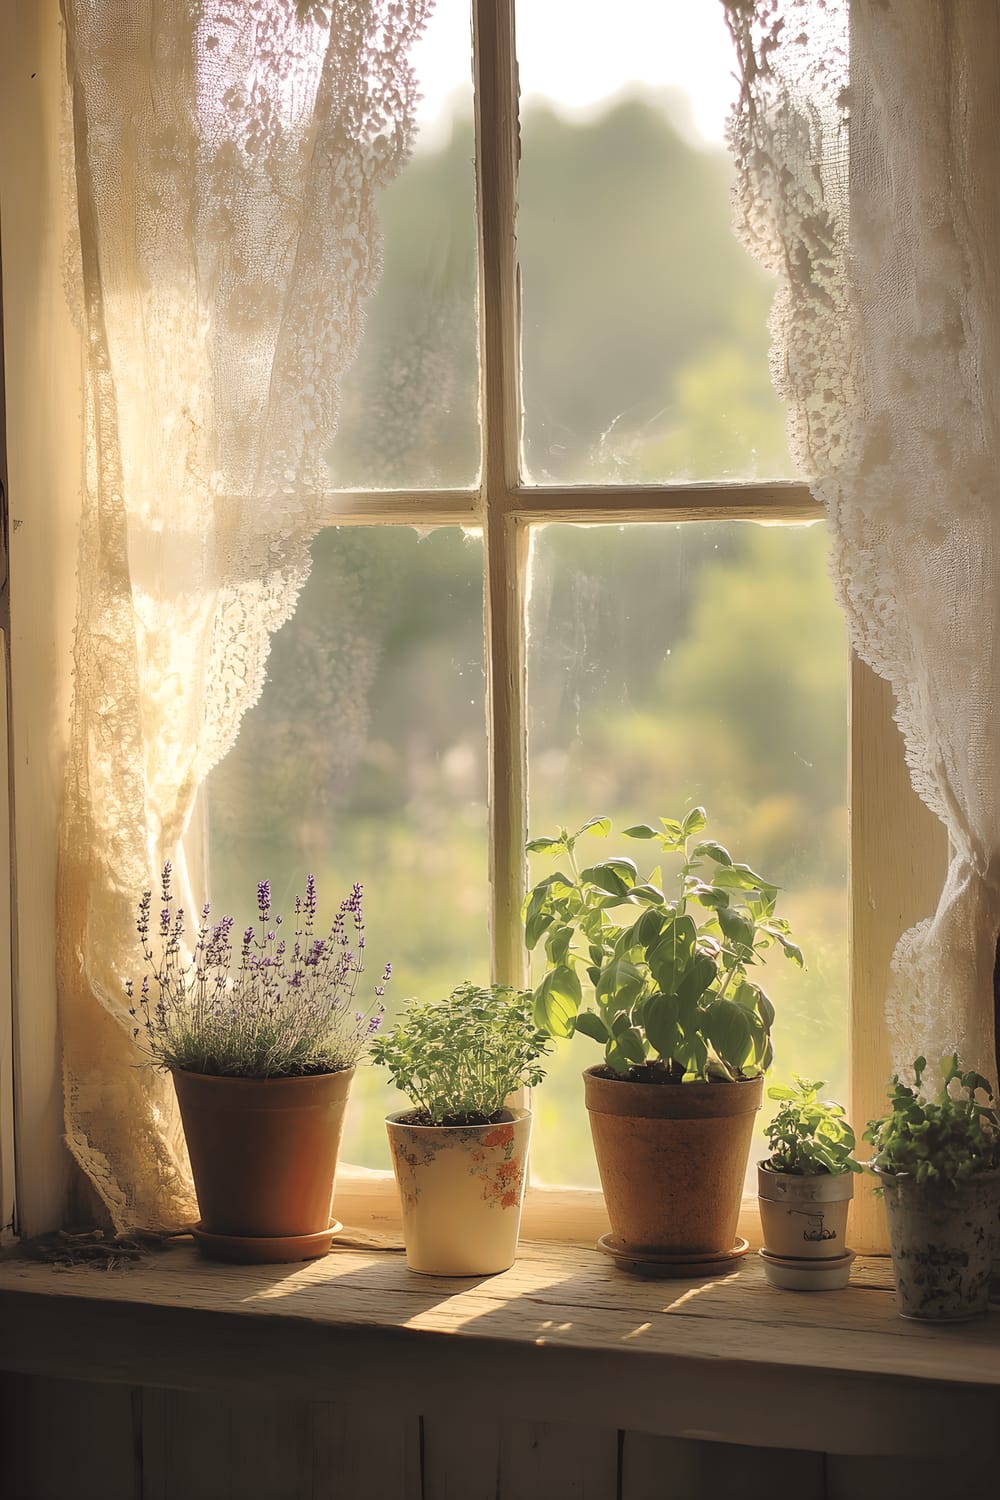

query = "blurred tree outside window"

[{"left": 205, "top": 0, "right": 847, "bottom": 1185}]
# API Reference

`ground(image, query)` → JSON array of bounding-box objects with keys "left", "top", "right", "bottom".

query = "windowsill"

[
  {"left": 334, "top": 1168, "right": 768, "bottom": 1249},
  {"left": 1, "top": 1237, "right": 998, "bottom": 1460}
]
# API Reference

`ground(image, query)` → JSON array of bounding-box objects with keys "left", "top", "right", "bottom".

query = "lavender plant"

[{"left": 126, "top": 865, "right": 390, "bottom": 1078}]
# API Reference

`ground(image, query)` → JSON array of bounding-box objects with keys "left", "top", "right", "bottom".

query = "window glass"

[
  {"left": 517, "top": 0, "right": 793, "bottom": 484},
  {"left": 204, "top": 526, "right": 488, "bottom": 1166},
  {"left": 328, "top": 0, "right": 480, "bottom": 490},
  {"left": 526, "top": 521, "right": 847, "bottom": 1186}
]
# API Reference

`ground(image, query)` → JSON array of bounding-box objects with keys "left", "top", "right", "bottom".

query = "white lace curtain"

[
  {"left": 60, "top": 0, "right": 1000, "bottom": 1228},
  {"left": 58, "top": 0, "right": 430, "bottom": 1229},
  {"left": 725, "top": 0, "right": 1000, "bottom": 1083}
]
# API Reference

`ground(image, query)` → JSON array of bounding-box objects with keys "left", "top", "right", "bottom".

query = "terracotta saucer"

[
  {"left": 192, "top": 1221, "right": 343, "bottom": 1265},
  {"left": 597, "top": 1233, "right": 750, "bottom": 1279}
]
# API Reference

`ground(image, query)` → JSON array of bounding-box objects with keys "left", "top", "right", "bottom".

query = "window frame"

[
  {"left": 325, "top": 0, "right": 947, "bottom": 1251},
  {"left": 0, "top": 0, "right": 946, "bottom": 1250}
]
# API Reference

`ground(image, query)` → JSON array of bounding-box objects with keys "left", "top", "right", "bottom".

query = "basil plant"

[{"left": 523, "top": 809, "right": 803, "bottom": 1082}]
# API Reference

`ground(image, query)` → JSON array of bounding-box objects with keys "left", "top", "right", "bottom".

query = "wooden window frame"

[
  {"left": 325, "top": 0, "right": 947, "bottom": 1252},
  {"left": 0, "top": 0, "right": 945, "bottom": 1250}
]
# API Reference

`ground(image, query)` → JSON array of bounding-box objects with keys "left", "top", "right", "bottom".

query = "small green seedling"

[
  {"left": 864, "top": 1054, "right": 1000, "bottom": 1192},
  {"left": 763, "top": 1077, "right": 860, "bottom": 1175}
]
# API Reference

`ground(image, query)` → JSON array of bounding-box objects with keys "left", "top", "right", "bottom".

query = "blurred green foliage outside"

[{"left": 204, "top": 96, "right": 847, "bottom": 1185}]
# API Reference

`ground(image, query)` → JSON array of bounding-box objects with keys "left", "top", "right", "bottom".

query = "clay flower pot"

[
  {"left": 757, "top": 1163, "right": 855, "bottom": 1289},
  {"left": 172, "top": 1066, "right": 354, "bottom": 1263},
  {"left": 386, "top": 1108, "right": 531, "bottom": 1275},
  {"left": 585, "top": 1067, "right": 762, "bottom": 1274},
  {"left": 876, "top": 1165, "right": 1000, "bottom": 1321}
]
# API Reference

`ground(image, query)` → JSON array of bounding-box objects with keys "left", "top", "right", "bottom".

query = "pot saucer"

[
  {"left": 192, "top": 1221, "right": 343, "bottom": 1264},
  {"left": 597, "top": 1233, "right": 750, "bottom": 1278},
  {"left": 759, "top": 1247, "right": 855, "bottom": 1290}
]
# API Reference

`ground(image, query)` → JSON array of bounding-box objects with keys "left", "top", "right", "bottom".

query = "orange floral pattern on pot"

[
  {"left": 467, "top": 1124, "right": 523, "bottom": 1208},
  {"left": 387, "top": 1118, "right": 525, "bottom": 1211}
]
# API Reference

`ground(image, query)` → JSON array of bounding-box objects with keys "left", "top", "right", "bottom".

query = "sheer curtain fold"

[
  {"left": 58, "top": 0, "right": 430, "bottom": 1229},
  {"left": 726, "top": 0, "right": 1000, "bottom": 1081}
]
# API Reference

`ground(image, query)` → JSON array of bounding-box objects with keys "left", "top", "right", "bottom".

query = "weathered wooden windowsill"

[{"left": 0, "top": 1240, "right": 998, "bottom": 1461}]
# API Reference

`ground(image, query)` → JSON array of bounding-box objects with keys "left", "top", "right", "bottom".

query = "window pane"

[
  {"left": 526, "top": 521, "right": 847, "bottom": 1187},
  {"left": 328, "top": 0, "right": 479, "bottom": 490},
  {"left": 204, "top": 526, "right": 488, "bottom": 1166},
  {"left": 516, "top": 0, "right": 792, "bottom": 485}
]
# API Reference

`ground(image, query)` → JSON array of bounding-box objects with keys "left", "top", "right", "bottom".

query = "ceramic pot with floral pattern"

[{"left": 386, "top": 1107, "right": 532, "bottom": 1274}]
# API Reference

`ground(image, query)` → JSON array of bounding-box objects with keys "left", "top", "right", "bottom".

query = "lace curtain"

[
  {"left": 726, "top": 0, "right": 1000, "bottom": 1081},
  {"left": 58, "top": 0, "right": 430, "bottom": 1228}
]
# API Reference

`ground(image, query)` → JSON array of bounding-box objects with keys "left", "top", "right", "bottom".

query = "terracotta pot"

[
  {"left": 172, "top": 1066, "right": 354, "bottom": 1263},
  {"left": 584, "top": 1067, "right": 762, "bottom": 1260},
  {"left": 757, "top": 1163, "right": 854, "bottom": 1260},
  {"left": 386, "top": 1108, "right": 531, "bottom": 1275},
  {"left": 876, "top": 1165, "right": 1000, "bottom": 1322}
]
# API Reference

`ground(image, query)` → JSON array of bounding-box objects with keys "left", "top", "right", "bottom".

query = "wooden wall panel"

[
  {"left": 312, "top": 1400, "right": 421, "bottom": 1500},
  {"left": 0, "top": 1372, "right": 139, "bottom": 1500},
  {"left": 498, "top": 1419, "right": 619, "bottom": 1499},
  {"left": 620, "top": 1432, "right": 703, "bottom": 1500},
  {"left": 140, "top": 1388, "right": 299, "bottom": 1500},
  {"left": 5, "top": 1370, "right": 995, "bottom": 1500},
  {"left": 141, "top": 1389, "right": 421, "bottom": 1500},
  {"left": 620, "top": 1431, "right": 825, "bottom": 1500},
  {"left": 826, "top": 1453, "right": 994, "bottom": 1500},
  {"left": 420, "top": 1413, "right": 501, "bottom": 1500}
]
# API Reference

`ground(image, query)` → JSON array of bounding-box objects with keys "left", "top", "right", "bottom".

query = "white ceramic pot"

[
  {"left": 877, "top": 1166, "right": 1000, "bottom": 1321},
  {"left": 757, "top": 1162, "right": 854, "bottom": 1261},
  {"left": 386, "top": 1107, "right": 532, "bottom": 1275}
]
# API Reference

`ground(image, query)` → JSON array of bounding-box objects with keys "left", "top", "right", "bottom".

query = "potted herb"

[
  {"left": 370, "top": 982, "right": 550, "bottom": 1275},
  {"left": 127, "top": 866, "right": 390, "bottom": 1263},
  {"left": 524, "top": 809, "right": 802, "bottom": 1274},
  {"left": 864, "top": 1054, "right": 1000, "bottom": 1321},
  {"left": 757, "top": 1078, "right": 860, "bottom": 1289}
]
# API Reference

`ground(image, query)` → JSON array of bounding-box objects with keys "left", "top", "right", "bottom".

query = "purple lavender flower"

[{"left": 125, "top": 868, "right": 390, "bottom": 1077}]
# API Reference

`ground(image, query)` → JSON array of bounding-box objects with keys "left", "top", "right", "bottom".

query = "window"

[
  {"left": 1, "top": 0, "right": 944, "bottom": 1248},
  {"left": 200, "top": 0, "right": 911, "bottom": 1229}
]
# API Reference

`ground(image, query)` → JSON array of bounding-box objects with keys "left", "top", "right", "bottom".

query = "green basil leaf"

[
  {"left": 573, "top": 1010, "right": 610, "bottom": 1044},
  {"left": 682, "top": 806, "right": 707, "bottom": 837},
  {"left": 532, "top": 966, "right": 581, "bottom": 1038},
  {"left": 704, "top": 997, "right": 753, "bottom": 1069},
  {"left": 692, "top": 840, "right": 733, "bottom": 866}
]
